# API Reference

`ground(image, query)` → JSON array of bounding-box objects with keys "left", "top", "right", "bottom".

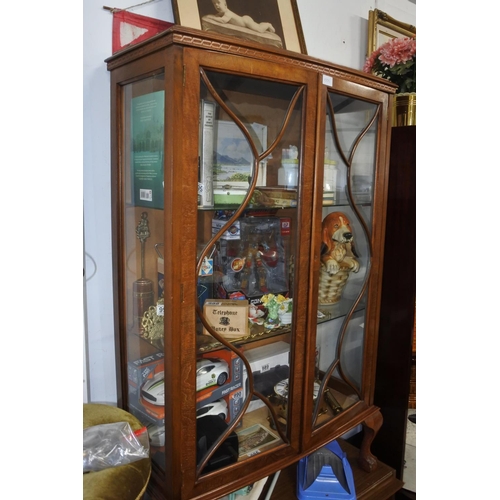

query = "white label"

[
  {"left": 157, "top": 304, "right": 164, "bottom": 316},
  {"left": 322, "top": 74, "right": 333, "bottom": 87},
  {"left": 140, "top": 189, "right": 153, "bottom": 201}
]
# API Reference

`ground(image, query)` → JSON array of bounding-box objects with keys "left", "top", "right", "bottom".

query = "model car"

[
  {"left": 196, "top": 399, "right": 228, "bottom": 420},
  {"left": 196, "top": 358, "right": 229, "bottom": 392},
  {"left": 140, "top": 371, "right": 165, "bottom": 406}
]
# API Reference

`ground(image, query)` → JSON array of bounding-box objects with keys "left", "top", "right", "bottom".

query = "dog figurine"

[{"left": 320, "top": 212, "right": 360, "bottom": 276}]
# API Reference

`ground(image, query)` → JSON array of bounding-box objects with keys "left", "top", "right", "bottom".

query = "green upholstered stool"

[{"left": 83, "top": 403, "right": 151, "bottom": 500}]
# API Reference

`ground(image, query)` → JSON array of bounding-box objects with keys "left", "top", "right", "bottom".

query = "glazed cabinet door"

[
  {"left": 111, "top": 67, "right": 170, "bottom": 472},
  {"left": 111, "top": 47, "right": 319, "bottom": 499},
  {"left": 303, "top": 76, "right": 391, "bottom": 467},
  {"left": 174, "top": 49, "right": 319, "bottom": 499}
]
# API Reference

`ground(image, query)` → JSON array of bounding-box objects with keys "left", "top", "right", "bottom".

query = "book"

[
  {"left": 131, "top": 90, "right": 165, "bottom": 209},
  {"left": 198, "top": 100, "right": 215, "bottom": 207}
]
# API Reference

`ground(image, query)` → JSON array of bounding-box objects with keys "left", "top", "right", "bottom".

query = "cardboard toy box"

[
  {"left": 128, "top": 351, "right": 165, "bottom": 389},
  {"left": 244, "top": 341, "right": 290, "bottom": 373},
  {"left": 242, "top": 341, "right": 291, "bottom": 412},
  {"left": 129, "top": 399, "right": 165, "bottom": 430},
  {"left": 196, "top": 349, "right": 244, "bottom": 403},
  {"left": 197, "top": 389, "right": 244, "bottom": 426},
  {"left": 196, "top": 349, "right": 245, "bottom": 424},
  {"left": 212, "top": 218, "right": 241, "bottom": 240},
  {"left": 129, "top": 357, "right": 165, "bottom": 422}
]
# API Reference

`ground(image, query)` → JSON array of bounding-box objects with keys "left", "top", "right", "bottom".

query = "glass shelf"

[
  {"left": 198, "top": 201, "right": 373, "bottom": 211},
  {"left": 317, "top": 296, "right": 366, "bottom": 325}
]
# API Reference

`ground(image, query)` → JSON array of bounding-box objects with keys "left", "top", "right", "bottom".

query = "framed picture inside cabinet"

[
  {"left": 213, "top": 120, "right": 268, "bottom": 190},
  {"left": 173, "top": 0, "right": 307, "bottom": 53},
  {"left": 367, "top": 9, "right": 416, "bottom": 55}
]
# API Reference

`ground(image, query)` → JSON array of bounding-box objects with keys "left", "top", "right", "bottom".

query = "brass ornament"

[
  {"left": 133, "top": 212, "right": 155, "bottom": 333},
  {"left": 141, "top": 296, "right": 164, "bottom": 342}
]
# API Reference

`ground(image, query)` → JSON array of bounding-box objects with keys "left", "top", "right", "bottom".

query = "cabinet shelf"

[
  {"left": 197, "top": 201, "right": 372, "bottom": 211},
  {"left": 318, "top": 297, "right": 366, "bottom": 324},
  {"left": 196, "top": 327, "right": 292, "bottom": 353}
]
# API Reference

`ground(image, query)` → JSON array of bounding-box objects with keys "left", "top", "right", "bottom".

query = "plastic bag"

[{"left": 83, "top": 421, "right": 150, "bottom": 473}]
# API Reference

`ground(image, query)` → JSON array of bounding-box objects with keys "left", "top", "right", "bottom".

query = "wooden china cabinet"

[{"left": 106, "top": 26, "right": 402, "bottom": 500}]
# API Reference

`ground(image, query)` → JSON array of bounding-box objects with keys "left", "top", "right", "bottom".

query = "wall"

[{"left": 83, "top": 0, "right": 416, "bottom": 404}]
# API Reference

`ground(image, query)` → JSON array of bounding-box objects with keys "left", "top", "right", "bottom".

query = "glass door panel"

[
  {"left": 120, "top": 74, "right": 167, "bottom": 471},
  {"left": 195, "top": 69, "right": 304, "bottom": 476},
  {"left": 313, "top": 90, "right": 379, "bottom": 429}
]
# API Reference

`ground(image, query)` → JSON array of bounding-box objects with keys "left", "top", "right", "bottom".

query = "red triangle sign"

[{"left": 112, "top": 11, "right": 174, "bottom": 54}]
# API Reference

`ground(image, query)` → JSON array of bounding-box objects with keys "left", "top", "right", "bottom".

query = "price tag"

[{"left": 322, "top": 74, "right": 333, "bottom": 87}]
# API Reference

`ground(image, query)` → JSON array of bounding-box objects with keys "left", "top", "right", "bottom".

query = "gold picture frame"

[
  {"left": 172, "top": 0, "right": 307, "bottom": 54},
  {"left": 367, "top": 9, "right": 416, "bottom": 55}
]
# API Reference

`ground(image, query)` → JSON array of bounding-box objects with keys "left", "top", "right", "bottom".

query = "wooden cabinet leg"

[{"left": 358, "top": 410, "right": 383, "bottom": 472}]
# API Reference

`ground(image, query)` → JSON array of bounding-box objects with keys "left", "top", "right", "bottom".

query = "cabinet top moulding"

[{"left": 105, "top": 25, "right": 397, "bottom": 95}]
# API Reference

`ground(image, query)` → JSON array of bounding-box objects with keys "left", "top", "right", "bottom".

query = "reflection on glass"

[
  {"left": 195, "top": 70, "right": 304, "bottom": 474},
  {"left": 313, "top": 91, "right": 380, "bottom": 429},
  {"left": 121, "top": 74, "right": 167, "bottom": 472}
]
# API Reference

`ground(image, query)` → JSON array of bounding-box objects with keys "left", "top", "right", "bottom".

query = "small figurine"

[
  {"left": 248, "top": 304, "right": 265, "bottom": 325},
  {"left": 239, "top": 234, "right": 268, "bottom": 295},
  {"left": 278, "top": 297, "right": 293, "bottom": 325},
  {"left": 318, "top": 212, "right": 360, "bottom": 305},
  {"left": 239, "top": 230, "right": 279, "bottom": 296},
  {"left": 261, "top": 293, "right": 288, "bottom": 329}
]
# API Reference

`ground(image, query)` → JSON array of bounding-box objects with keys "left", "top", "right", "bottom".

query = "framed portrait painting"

[{"left": 173, "top": 0, "right": 307, "bottom": 54}]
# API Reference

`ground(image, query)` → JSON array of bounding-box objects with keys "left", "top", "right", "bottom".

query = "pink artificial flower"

[
  {"left": 363, "top": 36, "right": 416, "bottom": 93},
  {"left": 363, "top": 48, "right": 381, "bottom": 73},
  {"left": 378, "top": 37, "right": 416, "bottom": 68}
]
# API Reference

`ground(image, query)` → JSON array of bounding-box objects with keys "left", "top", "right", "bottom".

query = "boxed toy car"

[
  {"left": 129, "top": 399, "right": 165, "bottom": 427},
  {"left": 130, "top": 359, "right": 166, "bottom": 422},
  {"left": 128, "top": 351, "right": 165, "bottom": 390},
  {"left": 196, "top": 349, "right": 244, "bottom": 401},
  {"left": 196, "top": 349, "right": 245, "bottom": 424},
  {"left": 197, "top": 390, "right": 244, "bottom": 425}
]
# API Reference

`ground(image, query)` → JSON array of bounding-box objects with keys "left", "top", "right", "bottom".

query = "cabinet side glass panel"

[
  {"left": 313, "top": 91, "right": 379, "bottom": 429},
  {"left": 121, "top": 74, "right": 166, "bottom": 471},
  {"left": 195, "top": 70, "right": 304, "bottom": 476}
]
